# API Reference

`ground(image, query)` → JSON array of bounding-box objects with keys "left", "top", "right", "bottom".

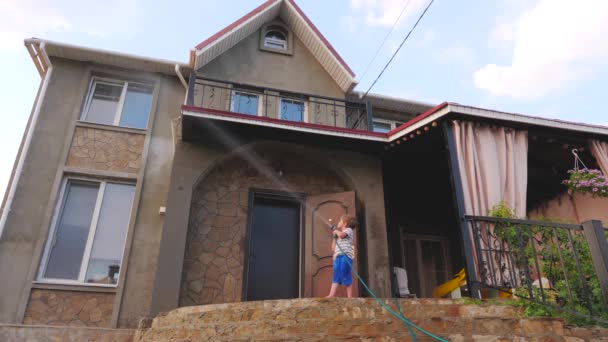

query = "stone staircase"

[{"left": 134, "top": 298, "right": 608, "bottom": 341}]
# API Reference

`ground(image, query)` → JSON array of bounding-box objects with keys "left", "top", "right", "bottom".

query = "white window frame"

[
  {"left": 278, "top": 98, "right": 308, "bottom": 123},
  {"left": 230, "top": 90, "right": 263, "bottom": 116},
  {"left": 372, "top": 118, "right": 399, "bottom": 133},
  {"left": 36, "top": 177, "right": 135, "bottom": 287},
  {"left": 264, "top": 30, "right": 287, "bottom": 50},
  {"left": 81, "top": 76, "right": 152, "bottom": 129}
]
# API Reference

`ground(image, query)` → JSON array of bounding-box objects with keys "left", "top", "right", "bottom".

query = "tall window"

[
  {"left": 231, "top": 91, "right": 260, "bottom": 116},
  {"left": 264, "top": 30, "right": 287, "bottom": 50},
  {"left": 280, "top": 98, "right": 305, "bottom": 122},
  {"left": 82, "top": 78, "right": 154, "bottom": 129},
  {"left": 39, "top": 179, "right": 135, "bottom": 286}
]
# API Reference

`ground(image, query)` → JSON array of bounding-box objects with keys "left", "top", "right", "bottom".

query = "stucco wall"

[
  {"left": 23, "top": 289, "right": 114, "bottom": 327},
  {"left": 151, "top": 140, "right": 390, "bottom": 315},
  {"left": 198, "top": 26, "right": 344, "bottom": 99},
  {"left": 0, "top": 57, "right": 185, "bottom": 329},
  {"left": 180, "top": 149, "right": 348, "bottom": 306},
  {"left": 115, "top": 76, "right": 184, "bottom": 328},
  {"left": 0, "top": 58, "right": 88, "bottom": 323}
]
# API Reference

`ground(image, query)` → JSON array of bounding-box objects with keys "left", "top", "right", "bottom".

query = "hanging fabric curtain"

[
  {"left": 590, "top": 140, "right": 608, "bottom": 176},
  {"left": 452, "top": 120, "right": 528, "bottom": 290}
]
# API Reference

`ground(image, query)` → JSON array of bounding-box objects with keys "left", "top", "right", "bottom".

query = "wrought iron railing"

[
  {"left": 186, "top": 76, "right": 372, "bottom": 131},
  {"left": 464, "top": 215, "right": 608, "bottom": 324}
]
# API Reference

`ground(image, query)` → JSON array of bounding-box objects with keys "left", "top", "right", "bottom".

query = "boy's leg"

[
  {"left": 346, "top": 285, "right": 353, "bottom": 298},
  {"left": 326, "top": 283, "right": 339, "bottom": 298}
]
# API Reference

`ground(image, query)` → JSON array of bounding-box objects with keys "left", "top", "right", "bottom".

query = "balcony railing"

[
  {"left": 464, "top": 215, "right": 608, "bottom": 324},
  {"left": 186, "top": 76, "right": 372, "bottom": 131}
]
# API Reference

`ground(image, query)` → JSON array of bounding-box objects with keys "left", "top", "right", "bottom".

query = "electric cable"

[
  {"left": 358, "top": 0, "right": 413, "bottom": 84},
  {"left": 361, "top": 0, "right": 436, "bottom": 100}
]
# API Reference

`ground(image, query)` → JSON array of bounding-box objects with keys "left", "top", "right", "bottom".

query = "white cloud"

[
  {"left": 349, "top": 0, "right": 427, "bottom": 27},
  {"left": 435, "top": 44, "right": 475, "bottom": 66},
  {"left": 474, "top": 0, "right": 608, "bottom": 99},
  {"left": 0, "top": 0, "right": 143, "bottom": 51}
]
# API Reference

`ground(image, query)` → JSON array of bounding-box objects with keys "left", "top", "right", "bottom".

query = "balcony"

[{"left": 184, "top": 76, "right": 374, "bottom": 133}]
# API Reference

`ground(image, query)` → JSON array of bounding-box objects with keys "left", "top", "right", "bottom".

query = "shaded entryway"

[{"left": 179, "top": 143, "right": 354, "bottom": 306}]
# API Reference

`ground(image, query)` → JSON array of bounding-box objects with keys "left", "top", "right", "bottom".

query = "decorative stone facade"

[
  {"left": 23, "top": 289, "right": 115, "bottom": 327},
  {"left": 0, "top": 324, "right": 133, "bottom": 342},
  {"left": 67, "top": 126, "right": 145, "bottom": 174},
  {"left": 179, "top": 149, "right": 348, "bottom": 306}
]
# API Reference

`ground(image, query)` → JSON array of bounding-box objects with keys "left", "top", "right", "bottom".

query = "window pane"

[
  {"left": 372, "top": 121, "right": 392, "bottom": 133},
  {"left": 44, "top": 181, "right": 99, "bottom": 280},
  {"left": 232, "top": 92, "right": 258, "bottom": 115},
  {"left": 85, "top": 183, "right": 135, "bottom": 284},
  {"left": 280, "top": 99, "right": 304, "bottom": 122},
  {"left": 85, "top": 82, "right": 123, "bottom": 125},
  {"left": 119, "top": 84, "right": 153, "bottom": 129}
]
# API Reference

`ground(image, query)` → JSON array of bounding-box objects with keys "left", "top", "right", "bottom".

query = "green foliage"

[{"left": 485, "top": 202, "right": 608, "bottom": 326}]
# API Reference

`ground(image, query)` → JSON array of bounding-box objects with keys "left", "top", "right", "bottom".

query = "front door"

[
  {"left": 303, "top": 191, "right": 359, "bottom": 297},
  {"left": 245, "top": 195, "right": 301, "bottom": 301}
]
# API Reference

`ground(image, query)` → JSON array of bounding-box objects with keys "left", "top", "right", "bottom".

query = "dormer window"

[
  {"left": 264, "top": 27, "right": 287, "bottom": 50},
  {"left": 259, "top": 22, "right": 293, "bottom": 55}
]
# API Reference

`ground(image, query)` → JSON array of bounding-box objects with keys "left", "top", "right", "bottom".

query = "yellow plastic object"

[{"left": 432, "top": 269, "right": 466, "bottom": 298}]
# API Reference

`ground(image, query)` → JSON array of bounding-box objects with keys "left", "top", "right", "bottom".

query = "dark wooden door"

[
  {"left": 303, "top": 191, "right": 359, "bottom": 297},
  {"left": 245, "top": 196, "right": 300, "bottom": 301}
]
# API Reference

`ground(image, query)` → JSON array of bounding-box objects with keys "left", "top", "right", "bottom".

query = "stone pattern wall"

[
  {"left": 136, "top": 298, "right": 608, "bottom": 341},
  {"left": 67, "top": 126, "right": 145, "bottom": 174},
  {"left": 23, "top": 289, "right": 115, "bottom": 327},
  {"left": 179, "top": 150, "right": 348, "bottom": 306},
  {"left": 0, "top": 324, "right": 133, "bottom": 342}
]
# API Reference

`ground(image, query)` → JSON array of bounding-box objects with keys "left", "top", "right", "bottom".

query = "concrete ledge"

[{"left": 0, "top": 323, "right": 134, "bottom": 342}]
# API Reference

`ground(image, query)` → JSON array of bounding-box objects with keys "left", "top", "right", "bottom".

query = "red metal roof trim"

[
  {"left": 194, "top": 0, "right": 356, "bottom": 78},
  {"left": 387, "top": 102, "right": 449, "bottom": 136},
  {"left": 195, "top": 0, "right": 278, "bottom": 50},
  {"left": 285, "top": 0, "right": 355, "bottom": 77},
  {"left": 182, "top": 105, "right": 386, "bottom": 138}
]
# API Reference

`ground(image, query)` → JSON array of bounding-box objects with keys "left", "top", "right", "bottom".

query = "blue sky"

[{"left": 1, "top": 0, "right": 607, "bottom": 197}]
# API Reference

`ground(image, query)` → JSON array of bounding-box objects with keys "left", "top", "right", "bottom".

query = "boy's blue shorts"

[{"left": 332, "top": 255, "right": 352, "bottom": 286}]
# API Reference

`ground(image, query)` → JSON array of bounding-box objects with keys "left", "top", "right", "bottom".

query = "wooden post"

[{"left": 582, "top": 220, "right": 608, "bottom": 305}]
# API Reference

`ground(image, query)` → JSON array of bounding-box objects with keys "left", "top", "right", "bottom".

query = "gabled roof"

[{"left": 193, "top": 0, "right": 357, "bottom": 92}]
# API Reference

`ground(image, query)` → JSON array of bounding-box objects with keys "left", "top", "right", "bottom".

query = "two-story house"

[{"left": 1, "top": 0, "right": 607, "bottom": 339}]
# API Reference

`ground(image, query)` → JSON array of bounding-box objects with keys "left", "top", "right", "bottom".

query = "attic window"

[{"left": 264, "top": 27, "right": 287, "bottom": 50}]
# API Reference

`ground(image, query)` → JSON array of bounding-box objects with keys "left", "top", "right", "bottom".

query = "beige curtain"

[
  {"left": 452, "top": 120, "right": 528, "bottom": 290},
  {"left": 452, "top": 121, "right": 528, "bottom": 217},
  {"left": 590, "top": 140, "right": 608, "bottom": 176}
]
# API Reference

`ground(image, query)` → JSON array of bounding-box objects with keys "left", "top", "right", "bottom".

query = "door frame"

[
  {"left": 400, "top": 232, "right": 452, "bottom": 298},
  {"left": 241, "top": 188, "right": 305, "bottom": 301}
]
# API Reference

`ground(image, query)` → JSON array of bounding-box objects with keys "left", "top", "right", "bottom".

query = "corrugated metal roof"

[{"left": 193, "top": 0, "right": 356, "bottom": 92}]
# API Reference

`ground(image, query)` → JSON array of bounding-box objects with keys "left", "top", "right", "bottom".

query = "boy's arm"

[{"left": 333, "top": 230, "right": 347, "bottom": 239}]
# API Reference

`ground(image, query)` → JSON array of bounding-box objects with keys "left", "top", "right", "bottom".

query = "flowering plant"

[{"left": 562, "top": 168, "right": 608, "bottom": 198}]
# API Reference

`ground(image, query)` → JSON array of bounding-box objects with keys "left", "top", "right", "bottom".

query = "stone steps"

[{"left": 135, "top": 298, "right": 608, "bottom": 341}]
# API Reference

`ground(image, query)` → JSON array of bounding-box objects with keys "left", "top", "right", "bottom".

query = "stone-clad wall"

[
  {"left": 179, "top": 150, "right": 348, "bottom": 306},
  {"left": 23, "top": 289, "right": 114, "bottom": 327},
  {"left": 67, "top": 126, "right": 145, "bottom": 174}
]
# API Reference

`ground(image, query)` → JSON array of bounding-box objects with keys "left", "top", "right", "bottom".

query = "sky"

[{"left": 1, "top": 0, "right": 608, "bottom": 198}]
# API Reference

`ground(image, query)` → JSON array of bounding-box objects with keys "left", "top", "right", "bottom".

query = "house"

[{"left": 1, "top": 0, "right": 607, "bottom": 338}]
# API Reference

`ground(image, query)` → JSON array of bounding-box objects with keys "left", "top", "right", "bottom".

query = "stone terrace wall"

[
  {"left": 66, "top": 126, "right": 145, "bottom": 174},
  {"left": 23, "top": 289, "right": 114, "bottom": 327},
  {"left": 180, "top": 149, "right": 348, "bottom": 306}
]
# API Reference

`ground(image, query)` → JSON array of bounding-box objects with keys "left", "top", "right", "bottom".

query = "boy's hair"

[{"left": 340, "top": 214, "right": 358, "bottom": 229}]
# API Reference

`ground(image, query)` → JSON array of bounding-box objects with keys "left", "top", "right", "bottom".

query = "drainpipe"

[{"left": 0, "top": 41, "right": 53, "bottom": 238}]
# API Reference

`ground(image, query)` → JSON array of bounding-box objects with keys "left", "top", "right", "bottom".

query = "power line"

[
  {"left": 361, "top": 0, "right": 436, "bottom": 100},
  {"left": 357, "top": 0, "right": 413, "bottom": 83}
]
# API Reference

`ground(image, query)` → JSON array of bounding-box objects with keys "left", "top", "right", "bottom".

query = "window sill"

[
  {"left": 32, "top": 281, "right": 118, "bottom": 293},
  {"left": 76, "top": 121, "right": 148, "bottom": 135},
  {"left": 259, "top": 46, "right": 293, "bottom": 56}
]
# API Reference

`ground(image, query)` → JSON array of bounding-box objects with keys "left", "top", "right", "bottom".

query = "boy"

[{"left": 326, "top": 214, "right": 357, "bottom": 298}]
